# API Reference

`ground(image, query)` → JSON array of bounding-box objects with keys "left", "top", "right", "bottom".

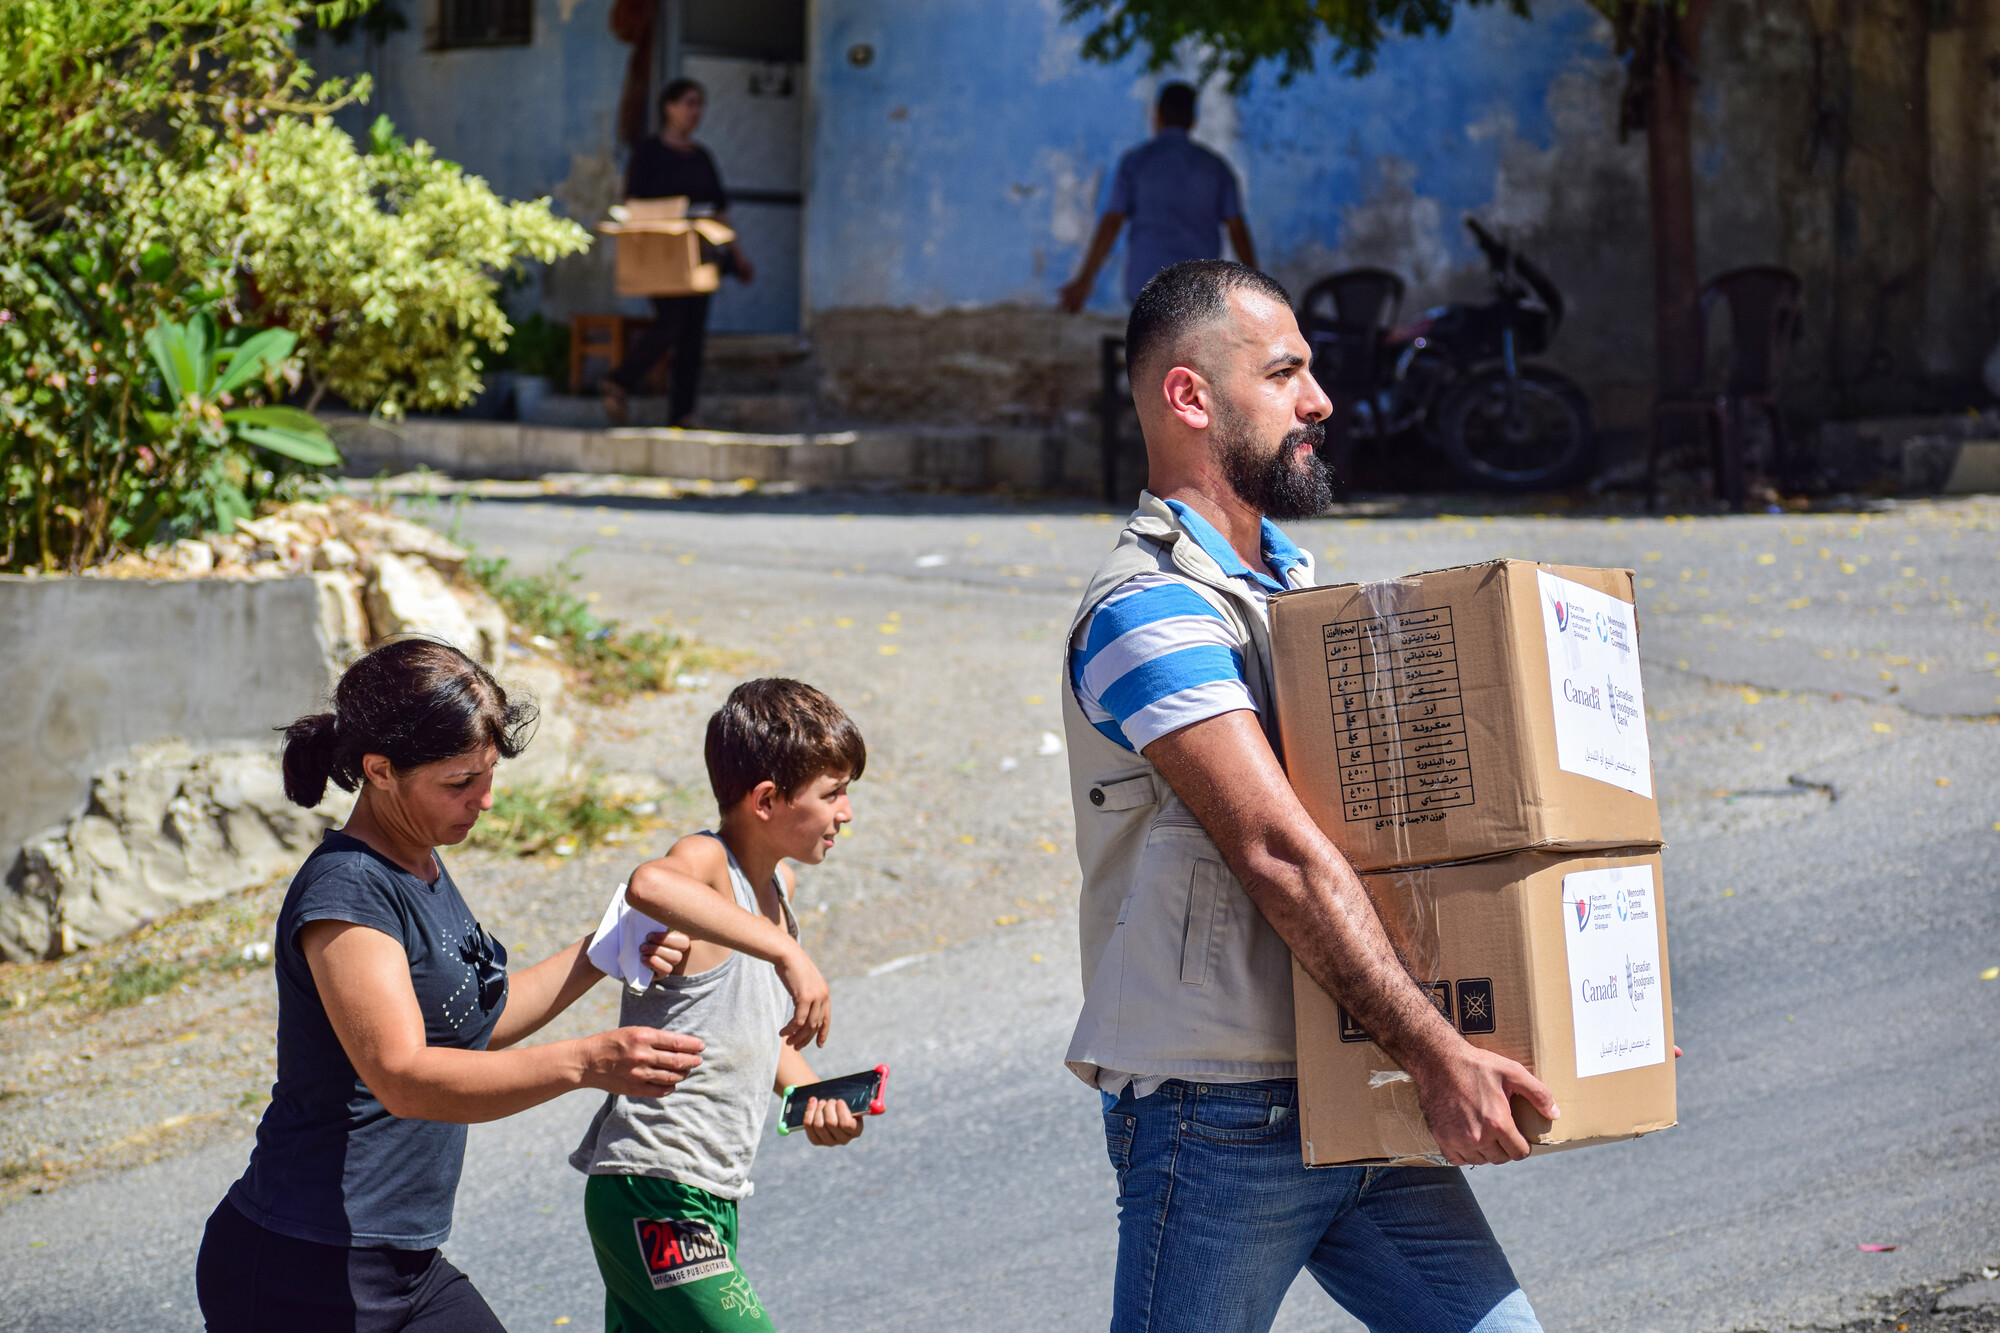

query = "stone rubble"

[{"left": 0, "top": 740, "right": 354, "bottom": 963}]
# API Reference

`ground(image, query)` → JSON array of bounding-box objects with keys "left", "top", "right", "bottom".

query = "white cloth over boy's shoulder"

[{"left": 586, "top": 882, "right": 668, "bottom": 995}]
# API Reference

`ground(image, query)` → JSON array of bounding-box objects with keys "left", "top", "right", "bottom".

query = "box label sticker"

[
  {"left": 1322, "top": 607, "right": 1476, "bottom": 823},
  {"left": 1561, "top": 864, "right": 1666, "bottom": 1078},
  {"left": 1536, "top": 570, "right": 1653, "bottom": 798}
]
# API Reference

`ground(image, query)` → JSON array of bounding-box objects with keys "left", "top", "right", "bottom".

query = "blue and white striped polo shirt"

[{"left": 1070, "top": 501, "right": 1308, "bottom": 753}]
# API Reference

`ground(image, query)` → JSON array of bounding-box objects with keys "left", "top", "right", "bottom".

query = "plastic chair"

[
  {"left": 1099, "top": 336, "right": 1144, "bottom": 505},
  {"left": 1298, "top": 269, "right": 1406, "bottom": 500},
  {"left": 1647, "top": 265, "right": 1803, "bottom": 511},
  {"left": 1297, "top": 268, "right": 1406, "bottom": 393}
]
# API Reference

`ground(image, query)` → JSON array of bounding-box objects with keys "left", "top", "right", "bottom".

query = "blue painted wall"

[
  {"left": 306, "top": 0, "right": 1669, "bottom": 409},
  {"left": 806, "top": 0, "right": 1633, "bottom": 316}
]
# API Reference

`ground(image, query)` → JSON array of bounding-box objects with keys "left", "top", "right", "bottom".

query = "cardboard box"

[
  {"left": 1270, "top": 560, "right": 1662, "bottom": 873},
  {"left": 597, "top": 198, "right": 736, "bottom": 298},
  {"left": 1294, "top": 848, "right": 1676, "bottom": 1166}
]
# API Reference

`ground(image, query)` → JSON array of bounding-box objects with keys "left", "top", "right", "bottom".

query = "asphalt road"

[{"left": 3, "top": 492, "right": 1997, "bottom": 1333}]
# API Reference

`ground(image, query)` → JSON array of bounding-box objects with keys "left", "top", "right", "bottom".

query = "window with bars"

[{"left": 433, "top": 0, "right": 532, "bottom": 49}]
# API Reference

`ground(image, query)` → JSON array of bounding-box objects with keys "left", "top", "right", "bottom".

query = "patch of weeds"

[
  {"left": 464, "top": 548, "right": 746, "bottom": 703},
  {"left": 0, "top": 1159, "right": 33, "bottom": 1183},
  {"left": 103, "top": 962, "right": 189, "bottom": 1008},
  {"left": 470, "top": 781, "right": 643, "bottom": 857}
]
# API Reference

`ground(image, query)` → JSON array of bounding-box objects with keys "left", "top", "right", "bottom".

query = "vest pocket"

[{"left": 1179, "top": 858, "right": 1225, "bottom": 985}]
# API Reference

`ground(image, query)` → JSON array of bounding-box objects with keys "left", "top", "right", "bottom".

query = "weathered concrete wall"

[{"left": 0, "top": 577, "right": 332, "bottom": 867}]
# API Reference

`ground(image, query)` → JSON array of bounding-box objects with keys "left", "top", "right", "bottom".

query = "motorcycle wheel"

[{"left": 1434, "top": 365, "right": 1595, "bottom": 492}]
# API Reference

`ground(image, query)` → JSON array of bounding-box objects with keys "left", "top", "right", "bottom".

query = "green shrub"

[
  {"left": 471, "top": 782, "right": 640, "bottom": 857},
  {"left": 165, "top": 115, "right": 589, "bottom": 418},
  {"left": 467, "top": 549, "right": 746, "bottom": 703},
  {"left": 0, "top": 1, "right": 589, "bottom": 570}
]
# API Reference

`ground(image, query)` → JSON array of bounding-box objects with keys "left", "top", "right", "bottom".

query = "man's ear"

[
  {"left": 1161, "top": 365, "right": 1213, "bottom": 431},
  {"left": 748, "top": 779, "right": 781, "bottom": 822}
]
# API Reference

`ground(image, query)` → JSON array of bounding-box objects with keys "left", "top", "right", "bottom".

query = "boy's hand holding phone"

[
  {"left": 774, "top": 941, "right": 831, "bottom": 1048},
  {"left": 797, "top": 1096, "right": 864, "bottom": 1146}
]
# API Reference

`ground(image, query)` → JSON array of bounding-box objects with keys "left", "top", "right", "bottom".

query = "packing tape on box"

[{"left": 1355, "top": 576, "right": 1426, "bottom": 874}]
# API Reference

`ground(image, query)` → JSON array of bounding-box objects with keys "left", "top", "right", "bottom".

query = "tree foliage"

[
  {"left": 166, "top": 115, "right": 588, "bottom": 419},
  {"left": 0, "top": 0, "right": 588, "bottom": 572},
  {"left": 1056, "top": 0, "right": 1683, "bottom": 89},
  {"left": 1061, "top": 0, "right": 1532, "bottom": 87}
]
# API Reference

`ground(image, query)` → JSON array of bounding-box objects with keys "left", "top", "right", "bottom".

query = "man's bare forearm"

[{"left": 1145, "top": 711, "right": 1460, "bottom": 1074}]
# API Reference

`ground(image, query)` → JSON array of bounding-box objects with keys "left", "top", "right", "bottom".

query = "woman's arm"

[
  {"left": 625, "top": 843, "right": 828, "bottom": 1047},
  {"left": 490, "top": 929, "right": 691, "bottom": 1050},
  {"left": 302, "top": 920, "right": 703, "bottom": 1124}
]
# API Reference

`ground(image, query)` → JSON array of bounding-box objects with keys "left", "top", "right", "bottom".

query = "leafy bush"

[
  {"left": 0, "top": 0, "right": 351, "bottom": 569},
  {"left": 0, "top": 1, "right": 590, "bottom": 570},
  {"left": 470, "top": 782, "right": 642, "bottom": 857},
  {"left": 165, "top": 115, "right": 589, "bottom": 418}
]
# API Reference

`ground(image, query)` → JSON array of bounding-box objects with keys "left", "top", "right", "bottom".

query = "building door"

[{"left": 667, "top": 0, "right": 805, "bottom": 335}]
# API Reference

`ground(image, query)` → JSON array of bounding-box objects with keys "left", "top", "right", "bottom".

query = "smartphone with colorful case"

[{"left": 777, "top": 1064, "right": 888, "bottom": 1135}]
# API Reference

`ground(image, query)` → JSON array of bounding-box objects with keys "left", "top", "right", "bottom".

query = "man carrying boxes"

[{"left": 1062, "top": 260, "right": 1670, "bottom": 1333}]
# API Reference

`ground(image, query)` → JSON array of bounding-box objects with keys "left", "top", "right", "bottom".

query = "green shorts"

[{"left": 583, "top": 1173, "right": 775, "bottom": 1332}]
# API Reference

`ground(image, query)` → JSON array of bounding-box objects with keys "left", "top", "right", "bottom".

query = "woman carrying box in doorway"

[{"left": 603, "top": 78, "right": 755, "bottom": 429}]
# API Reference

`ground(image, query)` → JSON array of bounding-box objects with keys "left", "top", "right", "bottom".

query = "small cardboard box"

[
  {"left": 597, "top": 198, "right": 736, "bottom": 298},
  {"left": 1270, "top": 559, "right": 1662, "bottom": 873},
  {"left": 1295, "top": 848, "right": 1676, "bottom": 1166}
]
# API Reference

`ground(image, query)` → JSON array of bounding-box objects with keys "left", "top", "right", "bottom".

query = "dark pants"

[
  {"left": 196, "top": 1197, "right": 506, "bottom": 1333},
  {"left": 610, "top": 293, "right": 710, "bottom": 423}
]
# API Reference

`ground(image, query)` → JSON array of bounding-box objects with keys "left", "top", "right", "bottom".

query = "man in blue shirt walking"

[{"left": 1058, "top": 83, "right": 1257, "bottom": 312}]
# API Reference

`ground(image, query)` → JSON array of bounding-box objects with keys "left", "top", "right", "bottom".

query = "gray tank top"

[{"left": 569, "top": 834, "right": 797, "bottom": 1199}]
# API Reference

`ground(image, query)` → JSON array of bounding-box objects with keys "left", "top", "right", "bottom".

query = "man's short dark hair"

[
  {"left": 660, "top": 77, "right": 704, "bottom": 110},
  {"left": 705, "top": 678, "right": 866, "bottom": 811},
  {"left": 1157, "top": 82, "right": 1197, "bottom": 128},
  {"left": 1125, "top": 259, "right": 1293, "bottom": 386}
]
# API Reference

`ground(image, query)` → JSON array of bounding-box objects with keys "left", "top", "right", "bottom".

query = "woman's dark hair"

[
  {"left": 660, "top": 77, "right": 705, "bottom": 110},
  {"left": 705, "top": 678, "right": 866, "bottom": 812},
  {"left": 280, "top": 639, "right": 537, "bottom": 807}
]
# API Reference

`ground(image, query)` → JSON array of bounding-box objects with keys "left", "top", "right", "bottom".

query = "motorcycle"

[{"left": 1300, "top": 217, "right": 1596, "bottom": 492}]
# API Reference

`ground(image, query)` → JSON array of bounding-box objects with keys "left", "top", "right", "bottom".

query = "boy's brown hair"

[{"left": 704, "top": 678, "right": 866, "bottom": 811}]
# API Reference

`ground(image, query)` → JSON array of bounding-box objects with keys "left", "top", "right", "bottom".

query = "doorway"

[{"left": 661, "top": 0, "right": 806, "bottom": 335}]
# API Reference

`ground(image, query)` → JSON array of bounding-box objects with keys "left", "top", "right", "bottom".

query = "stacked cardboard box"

[
  {"left": 597, "top": 198, "right": 737, "bottom": 297},
  {"left": 1269, "top": 560, "right": 1674, "bottom": 1165}
]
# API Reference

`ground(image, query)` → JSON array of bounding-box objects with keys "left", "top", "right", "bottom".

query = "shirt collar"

[{"left": 1163, "top": 499, "right": 1305, "bottom": 593}]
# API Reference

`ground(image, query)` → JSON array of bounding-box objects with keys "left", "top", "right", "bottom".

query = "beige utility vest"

[{"left": 1060, "top": 492, "right": 1315, "bottom": 1088}]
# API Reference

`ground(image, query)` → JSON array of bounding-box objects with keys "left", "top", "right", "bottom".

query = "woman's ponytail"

[{"left": 280, "top": 712, "right": 342, "bottom": 808}]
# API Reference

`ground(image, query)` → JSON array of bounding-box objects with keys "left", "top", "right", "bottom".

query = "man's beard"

[{"left": 1214, "top": 398, "right": 1335, "bottom": 521}]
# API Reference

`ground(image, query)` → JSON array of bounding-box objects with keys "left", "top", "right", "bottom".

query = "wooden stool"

[{"left": 569, "top": 314, "right": 625, "bottom": 393}]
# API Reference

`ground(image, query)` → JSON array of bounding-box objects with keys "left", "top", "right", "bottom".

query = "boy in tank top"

[{"left": 571, "top": 679, "right": 868, "bottom": 1331}]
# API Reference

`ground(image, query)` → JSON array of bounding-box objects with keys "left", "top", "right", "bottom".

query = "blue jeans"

[{"left": 1102, "top": 1079, "right": 1541, "bottom": 1333}]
